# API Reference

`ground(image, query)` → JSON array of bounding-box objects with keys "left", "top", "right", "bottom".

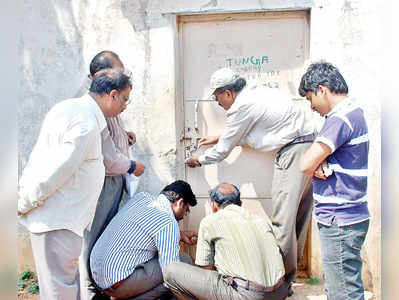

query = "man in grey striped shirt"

[
  {"left": 90, "top": 180, "right": 197, "bottom": 299},
  {"left": 164, "top": 183, "right": 290, "bottom": 300}
]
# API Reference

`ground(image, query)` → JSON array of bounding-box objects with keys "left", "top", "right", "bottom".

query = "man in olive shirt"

[{"left": 164, "top": 183, "right": 290, "bottom": 300}]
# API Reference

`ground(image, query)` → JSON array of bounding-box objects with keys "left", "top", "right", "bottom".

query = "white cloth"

[
  {"left": 18, "top": 94, "right": 107, "bottom": 236},
  {"left": 198, "top": 85, "right": 315, "bottom": 164},
  {"left": 124, "top": 146, "right": 140, "bottom": 198}
]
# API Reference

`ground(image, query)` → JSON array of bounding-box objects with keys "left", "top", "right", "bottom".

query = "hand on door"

[
  {"left": 198, "top": 136, "right": 220, "bottom": 149},
  {"left": 185, "top": 157, "right": 201, "bottom": 168}
]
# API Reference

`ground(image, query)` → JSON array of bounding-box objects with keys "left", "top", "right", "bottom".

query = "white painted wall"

[{"left": 19, "top": 1, "right": 381, "bottom": 298}]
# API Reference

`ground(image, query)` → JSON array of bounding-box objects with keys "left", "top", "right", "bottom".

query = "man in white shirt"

[
  {"left": 185, "top": 68, "right": 315, "bottom": 288},
  {"left": 18, "top": 68, "right": 132, "bottom": 300}
]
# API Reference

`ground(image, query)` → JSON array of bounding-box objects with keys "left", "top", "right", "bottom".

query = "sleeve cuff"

[
  {"left": 198, "top": 156, "right": 206, "bottom": 165},
  {"left": 315, "top": 136, "right": 335, "bottom": 153},
  {"left": 127, "top": 160, "right": 136, "bottom": 174}
]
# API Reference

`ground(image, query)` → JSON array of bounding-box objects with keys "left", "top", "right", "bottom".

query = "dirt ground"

[
  {"left": 17, "top": 292, "right": 39, "bottom": 300},
  {"left": 17, "top": 283, "right": 375, "bottom": 300}
]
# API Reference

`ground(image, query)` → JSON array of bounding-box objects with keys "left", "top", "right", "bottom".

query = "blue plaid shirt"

[{"left": 90, "top": 192, "right": 180, "bottom": 290}]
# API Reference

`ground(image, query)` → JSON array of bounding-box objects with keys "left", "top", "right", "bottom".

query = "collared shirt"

[
  {"left": 90, "top": 192, "right": 181, "bottom": 290},
  {"left": 195, "top": 205, "right": 285, "bottom": 287},
  {"left": 198, "top": 85, "right": 315, "bottom": 165},
  {"left": 18, "top": 94, "right": 107, "bottom": 236},
  {"left": 75, "top": 77, "right": 131, "bottom": 176},
  {"left": 313, "top": 97, "right": 370, "bottom": 226}
]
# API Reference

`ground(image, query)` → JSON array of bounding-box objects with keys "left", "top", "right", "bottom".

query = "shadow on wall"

[
  {"left": 19, "top": 0, "right": 85, "bottom": 176},
  {"left": 120, "top": 0, "right": 181, "bottom": 194}
]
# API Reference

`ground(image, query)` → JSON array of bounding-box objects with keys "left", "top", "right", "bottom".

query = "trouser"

[
  {"left": 80, "top": 175, "right": 127, "bottom": 300},
  {"left": 318, "top": 219, "right": 369, "bottom": 300},
  {"left": 101, "top": 253, "right": 192, "bottom": 300},
  {"left": 270, "top": 142, "right": 313, "bottom": 282},
  {"left": 30, "top": 229, "right": 82, "bottom": 300},
  {"left": 164, "top": 262, "right": 289, "bottom": 300}
]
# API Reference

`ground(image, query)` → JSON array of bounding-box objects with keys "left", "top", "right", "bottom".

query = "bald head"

[
  {"left": 218, "top": 183, "right": 237, "bottom": 195},
  {"left": 209, "top": 183, "right": 241, "bottom": 208},
  {"left": 89, "top": 51, "right": 124, "bottom": 77}
]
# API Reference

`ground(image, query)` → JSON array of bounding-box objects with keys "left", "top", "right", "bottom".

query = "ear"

[
  {"left": 177, "top": 198, "right": 184, "bottom": 208},
  {"left": 211, "top": 201, "right": 219, "bottom": 213},
  {"left": 88, "top": 74, "right": 93, "bottom": 80},
  {"left": 109, "top": 89, "right": 119, "bottom": 100},
  {"left": 318, "top": 85, "right": 329, "bottom": 96}
]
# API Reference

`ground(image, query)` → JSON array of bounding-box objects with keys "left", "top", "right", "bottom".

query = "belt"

[
  {"left": 279, "top": 133, "right": 315, "bottom": 152},
  {"left": 222, "top": 275, "right": 284, "bottom": 294},
  {"left": 103, "top": 278, "right": 126, "bottom": 295},
  {"left": 289, "top": 133, "right": 315, "bottom": 146}
]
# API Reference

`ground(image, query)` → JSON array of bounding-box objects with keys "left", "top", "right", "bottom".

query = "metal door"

[{"left": 178, "top": 11, "right": 311, "bottom": 265}]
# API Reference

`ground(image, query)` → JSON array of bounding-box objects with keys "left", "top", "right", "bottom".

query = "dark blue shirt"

[{"left": 313, "top": 97, "right": 370, "bottom": 226}]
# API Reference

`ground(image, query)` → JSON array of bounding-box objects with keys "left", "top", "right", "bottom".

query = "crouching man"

[
  {"left": 164, "top": 183, "right": 290, "bottom": 300},
  {"left": 90, "top": 180, "right": 197, "bottom": 299}
]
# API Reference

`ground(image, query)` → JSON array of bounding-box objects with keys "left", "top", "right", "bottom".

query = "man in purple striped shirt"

[{"left": 299, "top": 61, "right": 370, "bottom": 300}]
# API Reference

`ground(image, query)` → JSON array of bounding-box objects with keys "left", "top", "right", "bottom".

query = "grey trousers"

[
  {"left": 103, "top": 253, "right": 192, "bottom": 300},
  {"left": 80, "top": 175, "right": 127, "bottom": 300},
  {"left": 164, "top": 262, "right": 289, "bottom": 300},
  {"left": 30, "top": 229, "right": 82, "bottom": 300},
  {"left": 271, "top": 142, "right": 313, "bottom": 282}
]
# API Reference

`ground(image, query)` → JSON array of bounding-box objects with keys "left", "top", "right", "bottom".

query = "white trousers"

[{"left": 30, "top": 229, "right": 82, "bottom": 300}]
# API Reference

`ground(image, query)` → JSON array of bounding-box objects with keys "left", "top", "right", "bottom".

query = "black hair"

[
  {"left": 217, "top": 77, "right": 247, "bottom": 94},
  {"left": 161, "top": 180, "right": 197, "bottom": 207},
  {"left": 298, "top": 60, "right": 349, "bottom": 97},
  {"left": 89, "top": 51, "right": 121, "bottom": 76},
  {"left": 209, "top": 183, "right": 241, "bottom": 208},
  {"left": 89, "top": 68, "right": 132, "bottom": 96}
]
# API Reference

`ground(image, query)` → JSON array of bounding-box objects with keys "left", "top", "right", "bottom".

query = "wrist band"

[{"left": 127, "top": 160, "right": 136, "bottom": 174}]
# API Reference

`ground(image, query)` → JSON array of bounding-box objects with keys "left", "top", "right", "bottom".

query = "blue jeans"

[{"left": 318, "top": 219, "right": 369, "bottom": 300}]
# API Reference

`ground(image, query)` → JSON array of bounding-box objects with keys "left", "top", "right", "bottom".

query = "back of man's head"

[
  {"left": 209, "top": 183, "right": 241, "bottom": 208},
  {"left": 161, "top": 180, "right": 197, "bottom": 207},
  {"left": 89, "top": 51, "right": 122, "bottom": 76},
  {"left": 298, "top": 60, "right": 348, "bottom": 97},
  {"left": 89, "top": 68, "right": 132, "bottom": 96}
]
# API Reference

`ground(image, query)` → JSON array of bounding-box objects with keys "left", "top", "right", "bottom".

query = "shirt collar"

[
  {"left": 150, "top": 194, "right": 175, "bottom": 219},
  {"left": 325, "top": 96, "right": 353, "bottom": 118},
  {"left": 83, "top": 93, "right": 107, "bottom": 131},
  {"left": 228, "top": 84, "right": 252, "bottom": 112}
]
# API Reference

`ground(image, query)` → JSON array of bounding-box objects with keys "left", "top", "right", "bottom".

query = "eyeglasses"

[
  {"left": 211, "top": 90, "right": 225, "bottom": 102},
  {"left": 118, "top": 93, "right": 131, "bottom": 106}
]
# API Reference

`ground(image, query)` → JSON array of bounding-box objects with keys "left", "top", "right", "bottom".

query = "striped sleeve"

[
  {"left": 315, "top": 116, "right": 352, "bottom": 153},
  {"left": 154, "top": 221, "right": 180, "bottom": 271}
]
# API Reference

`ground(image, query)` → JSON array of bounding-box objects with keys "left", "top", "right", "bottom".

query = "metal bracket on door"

[
  {"left": 181, "top": 99, "right": 204, "bottom": 159},
  {"left": 181, "top": 135, "right": 199, "bottom": 159}
]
